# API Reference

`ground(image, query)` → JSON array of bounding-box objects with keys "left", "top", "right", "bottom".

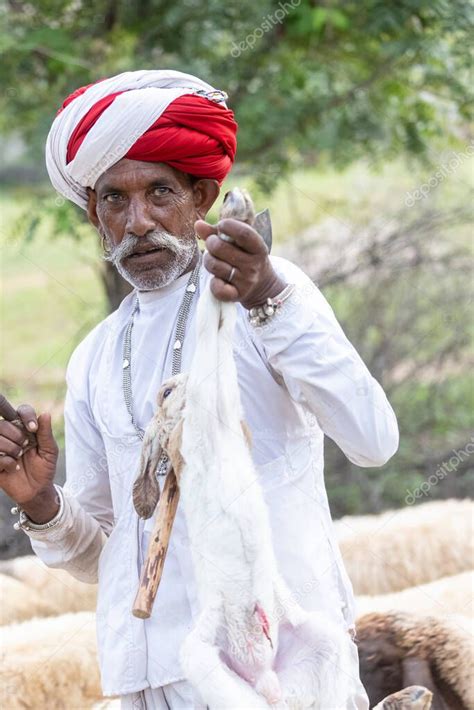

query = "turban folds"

[{"left": 45, "top": 70, "right": 238, "bottom": 209}]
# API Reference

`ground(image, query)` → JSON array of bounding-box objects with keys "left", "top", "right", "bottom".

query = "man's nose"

[{"left": 125, "top": 198, "right": 156, "bottom": 237}]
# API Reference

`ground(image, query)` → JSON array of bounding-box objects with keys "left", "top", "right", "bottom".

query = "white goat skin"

[{"left": 163, "top": 283, "right": 353, "bottom": 708}]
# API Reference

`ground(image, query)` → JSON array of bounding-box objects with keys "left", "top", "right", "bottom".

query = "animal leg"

[
  {"left": 402, "top": 658, "right": 449, "bottom": 710},
  {"left": 180, "top": 607, "right": 271, "bottom": 709},
  {"left": 166, "top": 419, "right": 184, "bottom": 484}
]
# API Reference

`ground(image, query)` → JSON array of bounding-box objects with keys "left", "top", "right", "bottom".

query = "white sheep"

[
  {"left": 0, "top": 572, "right": 58, "bottom": 625},
  {"left": 133, "top": 282, "right": 355, "bottom": 709},
  {"left": 335, "top": 499, "right": 474, "bottom": 594},
  {"left": 0, "top": 554, "right": 97, "bottom": 621},
  {"left": 0, "top": 611, "right": 102, "bottom": 709},
  {"left": 356, "top": 571, "right": 473, "bottom": 620}
]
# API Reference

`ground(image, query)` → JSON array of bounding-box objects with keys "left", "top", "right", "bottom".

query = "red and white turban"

[{"left": 45, "top": 69, "right": 238, "bottom": 209}]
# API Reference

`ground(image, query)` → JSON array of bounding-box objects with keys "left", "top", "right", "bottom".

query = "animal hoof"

[{"left": 374, "top": 685, "right": 433, "bottom": 709}]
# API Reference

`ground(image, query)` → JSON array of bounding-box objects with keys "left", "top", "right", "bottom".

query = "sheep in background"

[
  {"left": 334, "top": 499, "right": 473, "bottom": 540},
  {"left": 0, "top": 573, "right": 58, "bottom": 625},
  {"left": 335, "top": 499, "right": 474, "bottom": 594},
  {"left": 356, "top": 571, "right": 473, "bottom": 620},
  {"left": 93, "top": 700, "right": 120, "bottom": 709},
  {"left": 0, "top": 612, "right": 101, "bottom": 709},
  {"left": 0, "top": 555, "right": 97, "bottom": 619},
  {"left": 356, "top": 611, "right": 474, "bottom": 710}
]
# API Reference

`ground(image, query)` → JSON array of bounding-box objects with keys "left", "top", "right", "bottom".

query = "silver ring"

[{"left": 227, "top": 266, "right": 236, "bottom": 284}]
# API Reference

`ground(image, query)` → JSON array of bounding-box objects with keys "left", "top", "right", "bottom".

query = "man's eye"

[
  {"left": 104, "top": 193, "right": 123, "bottom": 203},
  {"left": 152, "top": 186, "right": 170, "bottom": 196}
]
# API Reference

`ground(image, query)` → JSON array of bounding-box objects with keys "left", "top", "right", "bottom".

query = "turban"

[{"left": 45, "top": 69, "right": 238, "bottom": 209}]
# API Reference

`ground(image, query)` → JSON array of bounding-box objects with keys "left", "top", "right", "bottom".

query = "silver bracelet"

[
  {"left": 11, "top": 484, "right": 65, "bottom": 532},
  {"left": 248, "top": 283, "right": 296, "bottom": 327}
]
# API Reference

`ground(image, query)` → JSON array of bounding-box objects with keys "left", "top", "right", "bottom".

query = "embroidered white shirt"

[{"left": 26, "top": 254, "right": 398, "bottom": 696}]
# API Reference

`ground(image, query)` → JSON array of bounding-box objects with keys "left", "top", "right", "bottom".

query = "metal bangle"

[
  {"left": 11, "top": 484, "right": 65, "bottom": 532},
  {"left": 248, "top": 283, "right": 296, "bottom": 327}
]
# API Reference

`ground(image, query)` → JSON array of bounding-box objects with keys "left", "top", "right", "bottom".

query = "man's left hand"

[{"left": 195, "top": 218, "right": 287, "bottom": 310}]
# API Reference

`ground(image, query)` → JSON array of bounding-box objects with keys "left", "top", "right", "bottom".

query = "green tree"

[{"left": 1, "top": 0, "right": 472, "bottom": 181}]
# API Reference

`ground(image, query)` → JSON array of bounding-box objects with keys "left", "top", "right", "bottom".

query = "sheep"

[
  {"left": 0, "top": 611, "right": 102, "bottom": 709},
  {"left": 133, "top": 280, "right": 356, "bottom": 708},
  {"left": 334, "top": 499, "right": 474, "bottom": 540},
  {"left": 0, "top": 573, "right": 58, "bottom": 625},
  {"left": 356, "top": 571, "right": 473, "bottom": 620},
  {"left": 0, "top": 554, "right": 97, "bottom": 621},
  {"left": 356, "top": 611, "right": 474, "bottom": 710},
  {"left": 335, "top": 499, "right": 474, "bottom": 594}
]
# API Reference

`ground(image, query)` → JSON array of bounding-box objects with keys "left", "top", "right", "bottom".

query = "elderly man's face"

[{"left": 87, "top": 159, "right": 219, "bottom": 290}]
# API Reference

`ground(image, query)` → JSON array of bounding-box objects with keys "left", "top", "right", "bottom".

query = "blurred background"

[{"left": 1, "top": 0, "right": 473, "bottom": 560}]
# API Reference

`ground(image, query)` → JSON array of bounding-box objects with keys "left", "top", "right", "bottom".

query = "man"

[{"left": 0, "top": 70, "right": 398, "bottom": 708}]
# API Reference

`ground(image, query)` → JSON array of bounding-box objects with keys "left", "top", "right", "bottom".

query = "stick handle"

[{"left": 132, "top": 470, "right": 180, "bottom": 619}]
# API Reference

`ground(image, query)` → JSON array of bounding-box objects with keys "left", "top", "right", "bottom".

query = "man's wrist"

[
  {"left": 20, "top": 484, "right": 61, "bottom": 524},
  {"left": 247, "top": 282, "right": 296, "bottom": 327},
  {"left": 242, "top": 275, "right": 288, "bottom": 311}
]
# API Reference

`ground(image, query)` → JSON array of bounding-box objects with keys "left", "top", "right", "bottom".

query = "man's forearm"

[
  {"left": 23, "top": 488, "right": 108, "bottom": 584},
  {"left": 20, "top": 483, "right": 60, "bottom": 523}
]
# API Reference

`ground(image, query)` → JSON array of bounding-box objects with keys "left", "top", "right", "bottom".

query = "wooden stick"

[{"left": 132, "top": 470, "right": 180, "bottom": 619}]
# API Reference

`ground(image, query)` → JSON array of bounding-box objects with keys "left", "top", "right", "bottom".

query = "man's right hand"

[{"left": 0, "top": 404, "right": 60, "bottom": 521}]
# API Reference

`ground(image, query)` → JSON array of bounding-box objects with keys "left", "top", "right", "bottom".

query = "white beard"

[{"left": 102, "top": 228, "right": 198, "bottom": 290}]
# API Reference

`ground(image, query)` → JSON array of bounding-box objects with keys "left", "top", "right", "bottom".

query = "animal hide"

[{"left": 175, "top": 283, "right": 354, "bottom": 709}]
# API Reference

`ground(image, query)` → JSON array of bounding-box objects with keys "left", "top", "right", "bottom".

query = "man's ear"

[
  {"left": 86, "top": 187, "right": 100, "bottom": 229},
  {"left": 192, "top": 179, "right": 220, "bottom": 220}
]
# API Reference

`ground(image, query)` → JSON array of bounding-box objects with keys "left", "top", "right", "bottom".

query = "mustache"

[{"left": 102, "top": 230, "right": 191, "bottom": 264}]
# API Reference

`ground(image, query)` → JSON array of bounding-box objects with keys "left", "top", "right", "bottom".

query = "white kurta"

[{"left": 26, "top": 253, "right": 398, "bottom": 697}]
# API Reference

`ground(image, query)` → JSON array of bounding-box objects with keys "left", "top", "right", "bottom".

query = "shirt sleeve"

[
  {"left": 26, "top": 331, "right": 114, "bottom": 584},
  {"left": 248, "top": 256, "right": 399, "bottom": 467}
]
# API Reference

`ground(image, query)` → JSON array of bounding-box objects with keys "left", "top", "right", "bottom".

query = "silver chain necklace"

[{"left": 122, "top": 251, "right": 202, "bottom": 471}]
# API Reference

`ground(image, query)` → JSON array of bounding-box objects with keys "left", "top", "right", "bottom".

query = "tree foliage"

[{"left": 1, "top": 0, "right": 472, "bottom": 186}]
